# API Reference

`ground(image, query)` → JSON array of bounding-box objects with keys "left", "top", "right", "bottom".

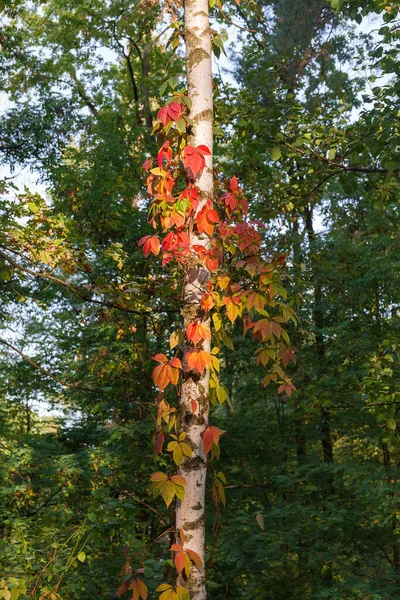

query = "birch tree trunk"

[{"left": 176, "top": 0, "right": 213, "bottom": 598}]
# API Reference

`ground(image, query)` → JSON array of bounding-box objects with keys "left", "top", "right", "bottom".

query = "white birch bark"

[{"left": 176, "top": 0, "right": 213, "bottom": 598}]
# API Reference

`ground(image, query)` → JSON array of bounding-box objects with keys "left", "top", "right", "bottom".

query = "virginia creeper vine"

[{"left": 134, "top": 2, "right": 296, "bottom": 598}]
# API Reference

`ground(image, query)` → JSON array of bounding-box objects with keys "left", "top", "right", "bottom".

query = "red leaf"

[
  {"left": 153, "top": 432, "right": 165, "bottom": 460},
  {"left": 230, "top": 175, "right": 238, "bottom": 192},
  {"left": 191, "top": 400, "right": 198, "bottom": 413},
  {"left": 203, "top": 427, "right": 214, "bottom": 455},
  {"left": 142, "top": 159, "right": 152, "bottom": 170},
  {"left": 203, "top": 425, "right": 225, "bottom": 455},
  {"left": 167, "top": 101, "right": 182, "bottom": 121},
  {"left": 195, "top": 206, "right": 220, "bottom": 237},
  {"left": 278, "top": 381, "right": 296, "bottom": 397},
  {"left": 183, "top": 145, "right": 211, "bottom": 181},
  {"left": 157, "top": 106, "right": 169, "bottom": 126},
  {"left": 196, "top": 145, "right": 211, "bottom": 156}
]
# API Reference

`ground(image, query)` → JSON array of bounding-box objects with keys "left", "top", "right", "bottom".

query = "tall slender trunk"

[
  {"left": 305, "top": 205, "right": 334, "bottom": 587},
  {"left": 304, "top": 205, "right": 334, "bottom": 467},
  {"left": 176, "top": 1, "right": 213, "bottom": 599}
]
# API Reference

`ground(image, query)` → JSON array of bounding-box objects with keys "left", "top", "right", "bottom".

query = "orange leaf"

[
  {"left": 170, "top": 357, "right": 183, "bottom": 369},
  {"left": 151, "top": 472, "right": 168, "bottom": 482},
  {"left": 171, "top": 474, "right": 187, "bottom": 487},
  {"left": 115, "top": 580, "right": 130, "bottom": 597},
  {"left": 186, "top": 322, "right": 211, "bottom": 345},
  {"left": 152, "top": 353, "right": 168, "bottom": 363},
  {"left": 139, "top": 235, "right": 160, "bottom": 258},
  {"left": 191, "top": 399, "right": 198, "bottom": 413},
  {"left": 175, "top": 550, "right": 186, "bottom": 574},
  {"left": 170, "top": 543, "right": 181, "bottom": 552},
  {"left": 152, "top": 363, "right": 170, "bottom": 391},
  {"left": 186, "top": 349, "right": 212, "bottom": 374}
]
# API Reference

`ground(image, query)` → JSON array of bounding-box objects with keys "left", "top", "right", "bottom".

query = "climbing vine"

[{"left": 133, "top": 91, "right": 297, "bottom": 598}]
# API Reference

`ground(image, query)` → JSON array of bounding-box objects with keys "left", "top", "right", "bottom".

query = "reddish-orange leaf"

[
  {"left": 138, "top": 235, "right": 160, "bottom": 258},
  {"left": 170, "top": 357, "right": 183, "bottom": 370},
  {"left": 157, "top": 105, "right": 169, "bottom": 125},
  {"left": 175, "top": 550, "right": 186, "bottom": 574},
  {"left": 158, "top": 141, "right": 172, "bottom": 169},
  {"left": 210, "top": 425, "right": 225, "bottom": 445},
  {"left": 186, "top": 322, "right": 211, "bottom": 345},
  {"left": 278, "top": 345, "right": 297, "bottom": 367},
  {"left": 191, "top": 399, "right": 198, "bottom": 413},
  {"left": 182, "top": 186, "right": 200, "bottom": 211},
  {"left": 205, "top": 256, "right": 219, "bottom": 271},
  {"left": 170, "top": 543, "right": 181, "bottom": 552},
  {"left": 142, "top": 158, "right": 152, "bottom": 171},
  {"left": 278, "top": 381, "right": 296, "bottom": 396},
  {"left": 183, "top": 145, "right": 211, "bottom": 181},
  {"left": 203, "top": 427, "right": 214, "bottom": 455}
]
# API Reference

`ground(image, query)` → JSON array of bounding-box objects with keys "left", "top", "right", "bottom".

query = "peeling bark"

[{"left": 176, "top": 0, "right": 213, "bottom": 598}]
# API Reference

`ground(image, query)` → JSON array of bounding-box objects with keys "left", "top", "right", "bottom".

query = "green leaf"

[{"left": 271, "top": 148, "right": 282, "bottom": 161}]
